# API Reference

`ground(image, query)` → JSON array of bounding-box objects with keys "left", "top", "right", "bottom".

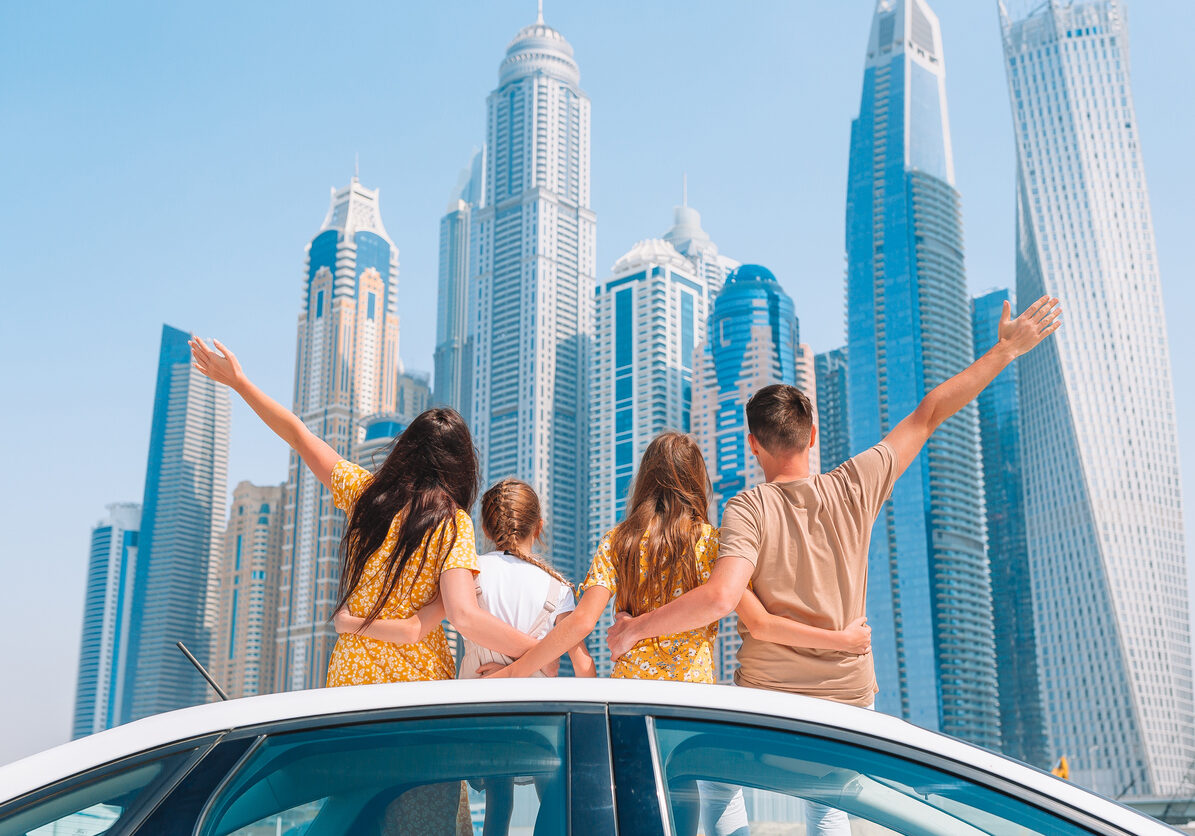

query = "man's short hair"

[{"left": 745, "top": 384, "right": 814, "bottom": 454}]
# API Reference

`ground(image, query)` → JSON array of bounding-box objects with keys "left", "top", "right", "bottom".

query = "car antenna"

[{"left": 176, "top": 640, "right": 230, "bottom": 701}]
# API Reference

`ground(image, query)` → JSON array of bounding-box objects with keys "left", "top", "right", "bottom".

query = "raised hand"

[
  {"left": 189, "top": 337, "right": 246, "bottom": 390},
  {"left": 998, "top": 295, "right": 1062, "bottom": 358},
  {"left": 839, "top": 616, "right": 871, "bottom": 656}
]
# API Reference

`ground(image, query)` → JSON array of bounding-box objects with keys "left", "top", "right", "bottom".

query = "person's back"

[{"left": 725, "top": 443, "right": 895, "bottom": 704}]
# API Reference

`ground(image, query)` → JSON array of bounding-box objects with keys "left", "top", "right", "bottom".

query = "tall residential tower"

[
  {"left": 277, "top": 178, "right": 401, "bottom": 690},
  {"left": 845, "top": 0, "right": 999, "bottom": 747},
  {"left": 472, "top": 10, "right": 596, "bottom": 580},
  {"left": 1000, "top": 0, "right": 1193, "bottom": 797}
]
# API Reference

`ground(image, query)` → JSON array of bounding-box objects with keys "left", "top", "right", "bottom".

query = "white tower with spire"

[
  {"left": 662, "top": 177, "right": 738, "bottom": 297},
  {"left": 472, "top": 9, "right": 595, "bottom": 583}
]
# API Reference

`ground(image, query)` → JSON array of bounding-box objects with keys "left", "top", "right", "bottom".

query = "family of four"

[{"left": 188, "top": 293, "right": 1060, "bottom": 835}]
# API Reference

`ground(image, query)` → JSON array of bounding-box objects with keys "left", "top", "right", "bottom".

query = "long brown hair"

[
  {"left": 334, "top": 408, "right": 478, "bottom": 627},
  {"left": 609, "top": 432, "right": 710, "bottom": 615},
  {"left": 481, "top": 478, "right": 569, "bottom": 585}
]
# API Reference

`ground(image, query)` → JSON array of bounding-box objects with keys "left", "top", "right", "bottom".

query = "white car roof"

[{"left": 0, "top": 678, "right": 1168, "bottom": 834}]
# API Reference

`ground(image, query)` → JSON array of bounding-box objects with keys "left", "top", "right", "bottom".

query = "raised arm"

[
  {"left": 332, "top": 596, "right": 447, "bottom": 646},
  {"left": 190, "top": 338, "right": 340, "bottom": 489},
  {"left": 606, "top": 557, "right": 755, "bottom": 661},
  {"left": 487, "top": 586, "right": 610, "bottom": 678},
  {"left": 735, "top": 590, "right": 870, "bottom": 654},
  {"left": 884, "top": 296, "right": 1061, "bottom": 477}
]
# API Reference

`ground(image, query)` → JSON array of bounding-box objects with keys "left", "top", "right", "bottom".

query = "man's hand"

[
  {"left": 998, "top": 295, "right": 1062, "bottom": 358},
  {"left": 837, "top": 617, "right": 871, "bottom": 656},
  {"left": 607, "top": 612, "right": 640, "bottom": 661}
]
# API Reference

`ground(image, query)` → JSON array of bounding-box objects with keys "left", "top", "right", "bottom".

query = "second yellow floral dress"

[
  {"left": 580, "top": 523, "right": 719, "bottom": 683},
  {"left": 325, "top": 459, "right": 479, "bottom": 687}
]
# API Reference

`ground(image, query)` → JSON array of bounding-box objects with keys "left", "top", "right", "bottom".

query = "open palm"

[
  {"left": 189, "top": 337, "right": 244, "bottom": 389},
  {"left": 999, "top": 295, "right": 1062, "bottom": 358}
]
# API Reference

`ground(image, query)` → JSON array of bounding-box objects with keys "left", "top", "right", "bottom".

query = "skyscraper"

[
  {"left": 971, "top": 289, "right": 1049, "bottom": 767},
  {"left": 211, "top": 482, "right": 284, "bottom": 700},
  {"left": 588, "top": 238, "right": 709, "bottom": 674},
  {"left": 691, "top": 265, "right": 817, "bottom": 683},
  {"left": 662, "top": 183, "right": 739, "bottom": 297},
  {"left": 277, "top": 177, "right": 401, "bottom": 691},
  {"left": 434, "top": 150, "right": 484, "bottom": 420},
  {"left": 999, "top": 0, "right": 1193, "bottom": 796},
  {"left": 396, "top": 371, "right": 431, "bottom": 424},
  {"left": 73, "top": 502, "right": 140, "bottom": 738},
  {"left": 472, "top": 9, "right": 595, "bottom": 581},
  {"left": 121, "top": 325, "right": 230, "bottom": 722},
  {"left": 815, "top": 348, "right": 850, "bottom": 473},
  {"left": 845, "top": 0, "right": 999, "bottom": 748}
]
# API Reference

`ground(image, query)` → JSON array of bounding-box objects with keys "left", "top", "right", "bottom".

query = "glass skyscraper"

[
  {"left": 692, "top": 265, "right": 817, "bottom": 683},
  {"left": 73, "top": 502, "right": 140, "bottom": 738},
  {"left": 277, "top": 178, "right": 402, "bottom": 691},
  {"left": 1000, "top": 0, "right": 1193, "bottom": 797},
  {"left": 972, "top": 289, "right": 1049, "bottom": 768},
  {"left": 121, "top": 324, "right": 230, "bottom": 722},
  {"left": 472, "top": 10, "right": 595, "bottom": 581},
  {"left": 845, "top": 0, "right": 999, "bottom": 747},
  {"left": 815, "top": 348, "right": 850, "bottom": 473}
]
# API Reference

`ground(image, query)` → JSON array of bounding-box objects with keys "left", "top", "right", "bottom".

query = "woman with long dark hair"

[{"left": 188, "top": 338, "right": 545, "bottom": 686}]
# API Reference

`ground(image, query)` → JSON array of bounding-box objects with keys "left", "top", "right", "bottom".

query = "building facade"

[
  {"left": 999, "top": 0, "right": 1193, "bottom": 797},
  {"left": 845, "top": 0, "right": 999, "bottom": 748},
  {"left": 587, "top": 238, "right": 710, "bottom": 674},
  {"left": 971, "top": 289, "right": 1049, "bottom": 767},
  {"left": 661, "top": 188, "right": 739, "bottom": 298},
  {"left": 73, "top": 502, "right": 140, "bottom": 738},
  {"left": 277, "top": 178, "right": 402, "bottom": 691},
  {"left": 396, "top": 371, "right": 431, "bottom": 425},
  {"left": 815, "top": 348, "right": 850, "bottom": 473},
  {"left": 691, "top": 265, "right": 817, "bottom": 683},
  {"left": 472, "top": 10, "right": 596, "bottom": 581},
  {"left": 211, "top": 482, "right": 284, "bottom": 701},
  {"left": 434, "top": 150, "right": 484, "bottom": 421},
  {"left": 121, "top": 325, "right": 230, "bottom": 722}
]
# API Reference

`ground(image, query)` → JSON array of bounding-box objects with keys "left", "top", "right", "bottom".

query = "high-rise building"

[
  {"left": 845, "top": 0, "right": 999, "bottom": 748},
  {"left": 662, "top": 183, "right": 739, "bottom": 297},
  {"left": 396, "top": 370, "right": 431, "bottom": 424},
  {"left": 971, "top": 289, "right": 1049, "bottom": 767},
  {"left": 815, "top": 348, "right": 850, "bottom": 473},
  {"left": 999, "top": 0, "right": 1193, "bottom": 796},
  {"left": 691, "top": 265, "right": 817, "bottom": 683},
  {"left": 73, "top": 503, "right": 140, "bottom": 738},
  {"left": 277, "top": 177, "right": 402, "bottom": 691},
  {"left": 472, "top": 9, "right": 595, "bottom": 581},
  {"left": 121, "top": 325, "right": 230, "bottom": 722},
  {"left": 211, "top": 482, "right": 284, "bottom": 701},
  {"left": 434, "top": 150, "right": 484, "bottom": 421},
  {"left": 588, "top": 238, "right": 710, "bottom": 674}
]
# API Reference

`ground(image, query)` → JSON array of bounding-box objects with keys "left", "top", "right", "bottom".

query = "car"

[{"left": 0, "top": 678, "right": 1175, "bottom": 835}]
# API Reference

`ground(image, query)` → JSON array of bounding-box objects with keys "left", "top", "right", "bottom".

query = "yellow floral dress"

[
  {"left": 580, "top": 524, "right": 719, "bottom": 683},
  {"left": 325, "top": 459, "right": 479, "bottom": 687}
]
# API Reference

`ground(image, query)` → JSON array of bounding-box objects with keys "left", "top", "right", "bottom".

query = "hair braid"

[{"left": 481, "top": 478, "right": 570, "bottom": 586}]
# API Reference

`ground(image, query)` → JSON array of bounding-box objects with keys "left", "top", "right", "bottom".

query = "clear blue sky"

[{"left": 1, "top": 0, "right": 1191, "bottom": 763}]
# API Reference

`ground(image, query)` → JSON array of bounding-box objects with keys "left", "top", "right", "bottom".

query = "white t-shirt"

[{"left": 474, "top": 550, "right": 576, "bottom": 639}]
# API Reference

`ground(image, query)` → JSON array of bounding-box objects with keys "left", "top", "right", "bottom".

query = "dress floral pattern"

[
  {"left": 325, "top": 459, "right": 479, "bottom": 687},
  {"left": 580, "top": 524, "right": 719, "bottom": 683}
]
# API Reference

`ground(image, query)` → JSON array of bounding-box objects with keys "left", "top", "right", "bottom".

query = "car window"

[
  {"left": 0, "top": 747, "right": 199, "bottom": 836},
  {"left": 199, "top": 714, "right": 566, "bottom": 836},
  {"left": 650, "top": 717, "right": 1095, "bottom": 836}
]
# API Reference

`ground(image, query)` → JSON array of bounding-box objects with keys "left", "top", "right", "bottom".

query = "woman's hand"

[
  {"left": 333, "top": 608, "right": 363, "bottom": 635},
  {"left": 190, "top": 337, "right": 246, "bottom": 390},
  {"left": 837, "top": 616, "right": 871, "bottom": 655}
]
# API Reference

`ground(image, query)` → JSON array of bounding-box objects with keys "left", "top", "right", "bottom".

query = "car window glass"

[
  {"left": 200, "top": 715, "right": 566, "bottom": 836},
  {"left": 651, "top": 717, "right": 1094, "bottom": 836},
  {"left": 222, "top": 798, "right": 326, "bottom": 836},
  {"left": 0, "top": 748, "right": 197, "bottom": 836}
]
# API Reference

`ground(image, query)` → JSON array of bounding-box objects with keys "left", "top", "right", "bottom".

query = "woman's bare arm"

[
  {"left": 487, "top": 587, "right": 610, "bottom": 678},
  {"left": 736, "top": 590, "right": 870, "bottom": 654},
  {"left": 332, "top": 596, "right": 447, "bottom": 645}
]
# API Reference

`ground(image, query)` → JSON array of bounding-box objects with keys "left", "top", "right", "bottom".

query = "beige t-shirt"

[{"left": 720, "top": 442, "right": 897, "bottom": 706}]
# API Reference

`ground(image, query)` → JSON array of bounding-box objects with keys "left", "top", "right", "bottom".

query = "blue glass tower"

[
  {"left": 845, "top": 0, "right": 998, "bottom": 747},
  {"left": 121, "top": 325, "right": 230, "bottom": 722},
  {"left": 814, "top": 348, "right": 850, "bottom": 473},
  {"left": 972, "top": 289, "right": 1049, "bottom": 767}
]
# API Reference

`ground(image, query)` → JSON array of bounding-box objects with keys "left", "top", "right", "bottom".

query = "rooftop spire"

[
  {"left": 353, "top": 152, "right": 359, "bottom": 183},
  {"left": 536, "top": 0, "right": 543, "bottom": 24},
  {"left": 682, "top": 172, "right": 688, "bottom": 207}
]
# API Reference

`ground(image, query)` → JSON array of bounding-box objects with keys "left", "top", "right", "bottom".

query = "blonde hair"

[{"left": 481, "top": 479, "right": 569, "bottom": 585}]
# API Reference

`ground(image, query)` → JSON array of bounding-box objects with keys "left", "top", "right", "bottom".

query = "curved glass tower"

[
  {"left": 473, "top": 10, "right": 595, "bottom": 581},
  {"left": 845, "top": 0, "right": 999, "bottom": 747},
  {"left": 1000, "top": 0, "right": 1193, "bottom": 798}
]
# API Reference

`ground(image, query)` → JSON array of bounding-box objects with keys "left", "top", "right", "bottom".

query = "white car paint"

[{"left": 0, "top": 678, "right": 1173, "bottom": 834}]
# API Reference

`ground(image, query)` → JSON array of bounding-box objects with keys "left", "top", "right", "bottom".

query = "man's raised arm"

[{"left": 885, "top": 295, "right": 1061, "bottom": 477}]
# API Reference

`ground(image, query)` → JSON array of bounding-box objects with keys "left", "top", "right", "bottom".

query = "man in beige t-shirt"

[{"left": 609, "top": 295, "right": 1060, "bottom": 696}]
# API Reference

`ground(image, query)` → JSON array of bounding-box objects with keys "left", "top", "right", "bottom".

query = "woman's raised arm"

[{"left": 190, "top": 337, "right": 340, "bottom": 490}]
